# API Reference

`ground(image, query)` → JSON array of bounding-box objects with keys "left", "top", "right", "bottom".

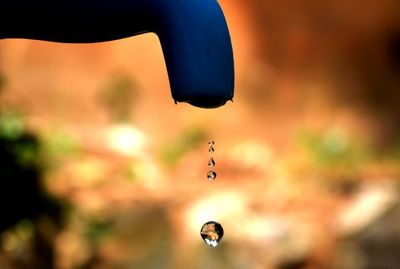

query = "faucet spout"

[{"left": 0, "top": 0, "right": 234, "bottom": 108}]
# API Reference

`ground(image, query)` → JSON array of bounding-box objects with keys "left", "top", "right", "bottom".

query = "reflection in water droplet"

[
  {"left": 200, "top": 221, "right": 224, "bottom": 247},
  {"left": 208, "top": 157, "right": 215, "bottom": 167},
  {"left": 207, "top": 171, "right": 216, "bottom": 180}
]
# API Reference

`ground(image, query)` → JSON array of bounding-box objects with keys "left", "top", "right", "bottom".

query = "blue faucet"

[{"left": 0, "top": 0, "right": 234, "bottom": 108}]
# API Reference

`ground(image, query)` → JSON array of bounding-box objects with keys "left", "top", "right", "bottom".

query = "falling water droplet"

[
  {"left": 207, "top": 171, "right": 217, "bottom": 180},
  {"left": 208, "top": 157, "right": 215, "bottom": 167},
  {"left": 208, "top": 141, "right": 215, "bottom": 146},
  {"left": 200, "top": 221, "right": 224, "bottom": 247},
  {"left": 208, "top": 146, "right": 214, "bottom": 153}
]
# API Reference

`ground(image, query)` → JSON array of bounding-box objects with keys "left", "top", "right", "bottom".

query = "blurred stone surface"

[{"left": 334, "top": 181, "right": 400, "bottom": 269}]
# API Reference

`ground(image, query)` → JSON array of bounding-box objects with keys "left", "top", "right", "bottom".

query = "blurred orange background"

[{"left": 0, "top": 0, "right": 400, "bottom": 268}]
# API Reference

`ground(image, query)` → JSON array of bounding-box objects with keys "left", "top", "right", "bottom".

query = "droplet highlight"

[
  {"left": 207, "top": 171, "right": 217, "bottom": 180},
  {"left": 200, "top": 221, "right": 224, "bottom": 247},
  {"left": 208, "top": 157, "right": 215, "bottom": 167}
]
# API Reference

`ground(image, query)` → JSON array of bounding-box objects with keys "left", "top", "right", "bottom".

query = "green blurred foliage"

[
  {"left": 41, "top": 131, "right": 81, "bottom": 170},
  {"left": 0, "top": 111, "right": 40, "bottom": 168},
  {"left": 160, "top": 126, "right": 207, "bottom": 167},
  {"left": 14, "top": 219, "right": 34, "bottom": 242},
  {"left": 85, "top": 218, "right": 113, "bottom": 245},
  {"left": 295, "top": 128, "right": 371, "bottom": 168},
  {"left": 99, "top": 73, "right": 138, "bottom": 122},
  {"left": 0, "top": 111, "right": 25, "bottom": 140},
  {"left": 12, "top": 138, "right": 38, "bottom": 167}
]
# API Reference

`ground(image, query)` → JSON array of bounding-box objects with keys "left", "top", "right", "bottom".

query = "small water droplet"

[
  {"left": 208, "top": 157, "right": 215, "bottom": 167},
  {"left": 208, "top": 146, "right": 214, "bottom": 153},
  {"left": 207, "top": 171, "right": 216, "bottom": 180},
  {"left": 200, "top": 221, "right": 224, "bottom": 247},
  {"left": 208, "top": 141, "right": 215, "bottom": 146}
]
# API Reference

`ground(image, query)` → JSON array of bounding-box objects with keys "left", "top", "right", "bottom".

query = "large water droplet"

[
  {"left": 207, "top": 171, "right": 216, "bottom": 180},
  {"left": 208, "top": 157, "right": 215, "bottom": 167},
  {"left": 200, "top": 221, "right": 224, "bottom": 247}
]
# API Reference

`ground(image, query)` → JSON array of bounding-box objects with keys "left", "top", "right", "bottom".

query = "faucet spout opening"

[{"left": 155, "top": 0, "right": 235, "bottom": 108}]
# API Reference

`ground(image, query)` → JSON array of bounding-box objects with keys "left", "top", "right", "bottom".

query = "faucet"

[{"left": 0, "top": 0, "right": 234, "bottom": 108}]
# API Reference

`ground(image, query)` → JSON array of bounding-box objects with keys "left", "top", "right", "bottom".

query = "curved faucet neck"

[{"left": 0, "top": 0, "right": 234, "bottom": 108}]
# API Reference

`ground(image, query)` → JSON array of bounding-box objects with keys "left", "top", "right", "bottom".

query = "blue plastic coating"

[{"left": 0, "top": 0, "right": 234, "bottom": 108}]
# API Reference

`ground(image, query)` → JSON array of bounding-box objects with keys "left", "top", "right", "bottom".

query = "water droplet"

[
  {"left": 207, "top": 171, "right": 216, "bottom": 180},
  {"left": 208, "top": 146, "right": 214, "bottom": 153},
  {"left": 208, "top": 141, "right": 215, "bottom": 146},
  {"left": 208, "top": 157, "right": 215, "bottom": 167},
  {"left": 200, "top": 221, "right": 224, "bottom": 247}
]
